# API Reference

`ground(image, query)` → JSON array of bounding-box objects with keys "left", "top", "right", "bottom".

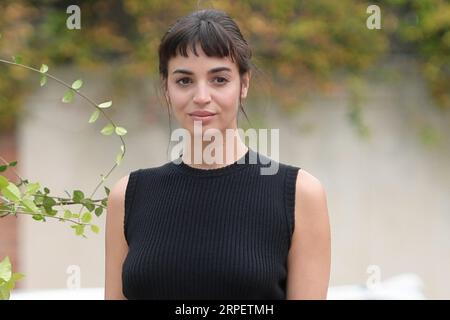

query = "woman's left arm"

[{"left": 286, "top": 169, "right": 331, "bottom": 299}]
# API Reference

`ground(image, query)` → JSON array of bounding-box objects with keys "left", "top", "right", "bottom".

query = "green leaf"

[
  {"left": 43, "top": 187, "right": 50, "bottom": 194},
  {"left": 21, "top": 199, "right": 40, "bottom": 214},
  {"left": 116, "top": 151, "right": 124, "bottom": 165},
  {"left": 64, "top": 210, "right": 72, "bottom": 219},
  {"left": 0, "top": 175, "right": 8, "bottom": 189},
  {"left": 8, "top": 161, "right": 17, "bottom": 167},
  {"left": 94, "top": 206, "right": 103, "bottom": 217},
  {"left": 0, "top": 166, "right": 7, "bottom": 172},
  {"left": 2, "top": 271, "right": 24, "bottom": 296},
  {"left": 104, "top": 186, "right": 110, "bottom": 196},
  {"left": 40, "top": 64, "right": 48, "bottom": 73},
  {"left": 88, "top": 110, "right": 100, "bottom": 123},
  {"left": 42, "top": 196, "right": 56, "bottom": 214},
  {"left": 91, "top": 225, "right": 100, "bottom": 234},
  {"left": 101, "top": 124, "right": 114, "bottom": 135},
  {"left": 32, "top": 214, "right": 44, "bottom": 221},
  {"left": 82, "top": 199, "right": 95, "bottom": 212},
  {"left": 11, "top": 273, "right": 24, "bottom": 282},
  {"left": 5, "top": 280, "right": 14, "bottom": 291},
  {"left": 42, "top": 196, "right": 56, "bottom": 206},
  {"left": 115, "top": 127, "right": 127, "bottom": 136},
  {"left": 33, "top": 193, "right": 44, "bottom": 206},
  {"left": 0, "top": 284, "right": 10, "bottom": 300},
  {"left": 81, "top": 212, "right": 92, "bottom": 223},
  {"left": 12, "top": 55, "right": 22, "bottom": 64},
  {"left": 40, "top": 75, "right": 47, "bottom": 87},
  {"left": 0, "top": 257, "right": 12, "bottom": 282},
  {"left": 98, "top": 101, "right": 112, "bottom": 109},
  {"left": 25, "top": 182, "right": 40, "bottom": 195},
  {"left": 62, "top": 89, "right": 74, "bottom": 103},
  {"left": 1, "top": 183, "right": 22, "bottom": 202},
  {"left": 47, "top": 209, "right": 58, "bottom": 216},
  {"left": 73, "top": 224, "right": 85, "bottom": 236},
  {"left": 73, "top": 190, "right": 84, "bottom": 202},
  {"left": 71, "top": 79, "right": 83, "bottom": 90}
]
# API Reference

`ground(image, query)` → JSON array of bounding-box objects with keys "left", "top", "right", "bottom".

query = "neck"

[{"left": 181, "top": 128, "right": 248, "bottom": 169}]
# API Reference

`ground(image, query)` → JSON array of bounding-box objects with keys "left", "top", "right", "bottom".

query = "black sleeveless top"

[{"left": 122, "top": 147, "right": 300, "bottom": 299}]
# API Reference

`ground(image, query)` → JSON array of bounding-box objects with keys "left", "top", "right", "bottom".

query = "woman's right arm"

[{"left": 104, "top": 174, "right": 130, "bottom": 300}]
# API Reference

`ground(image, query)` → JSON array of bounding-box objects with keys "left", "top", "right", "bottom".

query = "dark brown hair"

[{"left": 158, "top": 8, "right": 253, "bottom": 126}]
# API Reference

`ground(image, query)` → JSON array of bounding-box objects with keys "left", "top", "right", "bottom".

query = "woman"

[{"left": 105, "top": 8, "right": 330, "bottom": 300}]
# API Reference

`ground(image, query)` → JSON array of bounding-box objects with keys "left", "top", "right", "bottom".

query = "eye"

[
  {"left": 214, "top": 77, "right": 229, "bottom": 85},
  {"left": 176, "top": 77, "right": 192, "bottom": 86},
  {"left": 175, "top": 77, "right": 229, "bottom": 87}
]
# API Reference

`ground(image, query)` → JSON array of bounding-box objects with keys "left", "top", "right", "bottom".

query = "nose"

[{"left": 192, "top": 81, "right": 211, "bottom": 105}]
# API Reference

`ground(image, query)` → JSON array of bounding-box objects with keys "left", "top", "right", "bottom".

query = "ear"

[{"left": 241, "top": 71, "right": 251, "bottom": 99}]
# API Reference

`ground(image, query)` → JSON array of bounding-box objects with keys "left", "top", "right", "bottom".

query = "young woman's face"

[{"left": 165, "top": 44, "right": 250, "bottom": 136}]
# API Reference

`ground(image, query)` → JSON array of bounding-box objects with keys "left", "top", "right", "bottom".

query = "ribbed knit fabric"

[{"left": 122, "top": 147, "right": 301, "bottom": 300}]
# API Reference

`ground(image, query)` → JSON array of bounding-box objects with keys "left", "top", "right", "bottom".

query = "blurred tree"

[
  {"left": 0, "top": 0, "right": 448, "bottom": 135},
  {"left": 386, "top": 0, "right": 450, "bottom": 110}
]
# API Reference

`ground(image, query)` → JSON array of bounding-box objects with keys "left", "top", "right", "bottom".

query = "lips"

[
  {"left": 188, "top": 110, "right": 217, "bottom": 117},
  {"left": 189, "top": 110, "right": 217, "bottom": 124}
]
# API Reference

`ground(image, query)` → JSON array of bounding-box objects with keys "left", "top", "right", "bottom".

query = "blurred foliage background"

[{"left": 0, "top": 0, "right": 448, "bottom": 135}]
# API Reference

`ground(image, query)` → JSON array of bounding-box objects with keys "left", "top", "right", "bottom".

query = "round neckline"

[{"left": 170, "top": 147, "right": 255, "bottom": 177}]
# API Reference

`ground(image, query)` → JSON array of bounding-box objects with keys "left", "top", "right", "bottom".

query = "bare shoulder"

[
  {"left": 104, "top": 174, "right": 131, "bottom": 300},
  {"left": 105, "top": 174, "right": 131, "bottom": 232},
  {"left": 106, "top": 175, "right": 130, "bottom": 213},
  {"left": 293, "top": 168, "right": 330, "bottom": 234},
  {"left": 110, "top": 175, "right": 130, "bottom": 199},
  {"left": 295, "top": 169, "right": 327, "bottom": 202},
  {"left": 286, "top": 168, "right": 331, "bottom": 299},
  {"left": 105, "top": 174, "right": 131, "bottom": 237}
]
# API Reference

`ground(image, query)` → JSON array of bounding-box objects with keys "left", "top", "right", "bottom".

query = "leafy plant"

[
  {"left": 1, "top": 1, "right": 448, "bottom": 137},
  {"left": 0, "top": 256, "right": 24, "bottom": 300},
  {"left": 0, "top": 51, "right": 128, "bottom": 299}
]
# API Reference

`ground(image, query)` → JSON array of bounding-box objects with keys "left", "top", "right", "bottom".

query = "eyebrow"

[{"left": 172, "top": 67, "right": 232, "bottom": 75}]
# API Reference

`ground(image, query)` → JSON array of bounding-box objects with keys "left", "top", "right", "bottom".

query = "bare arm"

[
  {"left": 104, "top": 174, "right": 130, "bottom": 300},
  {"left": 286, "top": 169, "right": 331, "bottom": 299}
]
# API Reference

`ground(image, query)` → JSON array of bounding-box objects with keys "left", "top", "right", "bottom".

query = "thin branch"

[
  {"left": 0, "top": 209, "right": 90, "bottom": 226},
  {"left": 0, "top": 155, "right": 26, "bottom": 183},
  {"left": 0, "top": 58, "right": 125, "bottom": 215},
  {"left": 28, "top": 193, "right": 107, "bottom": 203}
]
